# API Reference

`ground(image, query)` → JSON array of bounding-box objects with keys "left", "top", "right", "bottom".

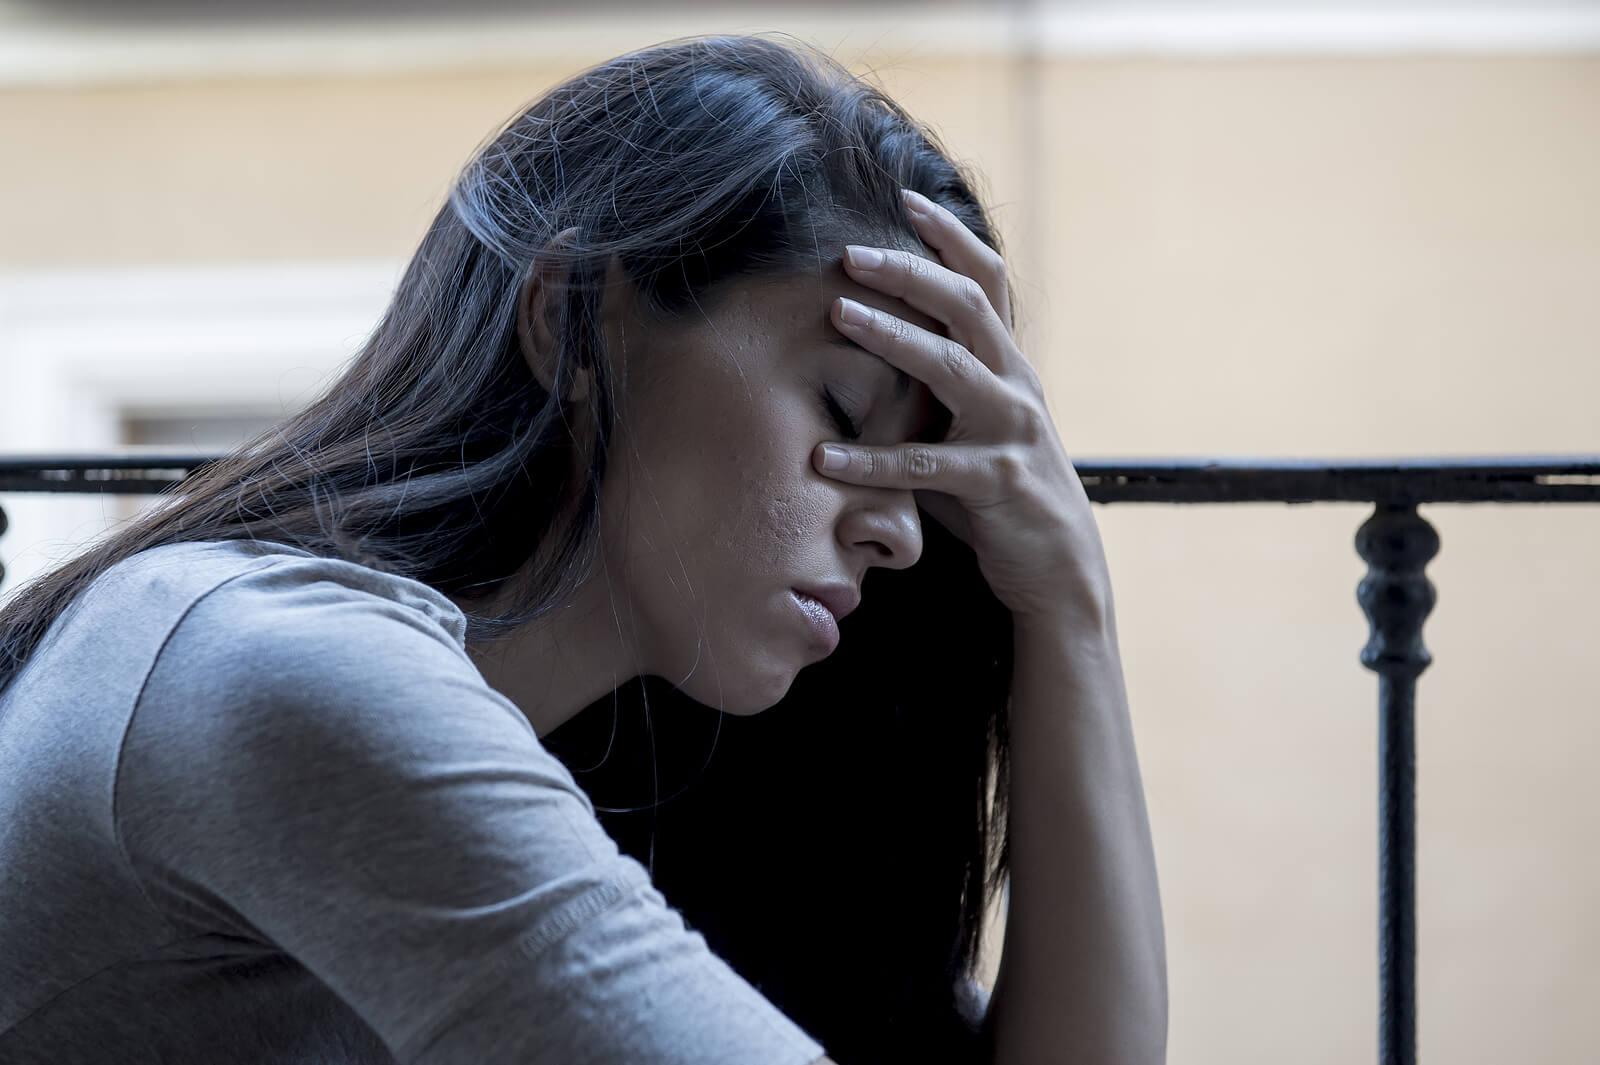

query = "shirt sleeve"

[{"left": 114, "top": 566, "right": 828, "bottom": 1065}]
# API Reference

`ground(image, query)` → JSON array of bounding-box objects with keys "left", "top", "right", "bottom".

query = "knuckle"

[
  {"left": 903, "top": 446, "right": 940, "bottom": 481},
  {"left": 981, "top": 246, "right": 1009, "bottom": 285},
  {"left": 904, "top": 254, "right": 934, "bottom": 286},
  {"left": 940, "top": 339, "right": 976, "bottom": 381},
  {"left": 958, "top": 277, "right": 989, "bottom": 315},
  {"left": 994, "top": 448, "right": 1028, "bottom": 491},
  {"left": 1014, "top": 397, "right": 1047, "bottom": 443},
  {"left": 885, "top": 314, "right": 913, "bottom": 344},
  {"left": 1017, "top": 356, "right": 1044, "bottom": 392}
]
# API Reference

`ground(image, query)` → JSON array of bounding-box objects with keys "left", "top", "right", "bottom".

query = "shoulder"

[
  {"left": 170, "top": 539, "right": 466, "bottom": 649},
  {"left": 122, "top": 541, "right": 557, "bottom": 830},
  {"left": 141, "top": 539, "right": 470, "bottom": 682},
  {"left": 130, "top": 538, "right": 525, "bottom": 756},
  {"left": 86, "top": 537, "right": 466, "bottom": 661}
]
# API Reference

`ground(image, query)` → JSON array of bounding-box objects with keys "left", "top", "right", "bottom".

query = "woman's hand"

[{"left": 813, "top": 187, "right": 1110, "bottom": 627}]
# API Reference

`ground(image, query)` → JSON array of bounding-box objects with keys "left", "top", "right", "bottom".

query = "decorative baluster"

[{"left": 1356, "top": 502, "right": 1439, "bottom": 1065}]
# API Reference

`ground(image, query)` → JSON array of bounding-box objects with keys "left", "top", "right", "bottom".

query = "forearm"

[{"left": 985, "top": 593, "right": 1168, "bottom": 1065}]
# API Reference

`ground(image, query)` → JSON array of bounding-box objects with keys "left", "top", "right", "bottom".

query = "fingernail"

[
  {"left": 845, "top": 245, "right": 885, "bottom": 270},
  {"left": 837, "top": 298, "right": 870, "bottom": 326},
  {"left": 819, "top": 445, "right": 848, "bottom": 470},
  {"left": 900, "top": 188, "right": 932, "bottom": 214}
]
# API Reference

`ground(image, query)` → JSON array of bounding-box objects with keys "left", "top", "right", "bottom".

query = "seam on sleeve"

[
  {"left": 509, "top": 862, "right": 652, "bottom": 965},
  {"left": 398, "top": 862, "right": 652, "bottom": 1062}
]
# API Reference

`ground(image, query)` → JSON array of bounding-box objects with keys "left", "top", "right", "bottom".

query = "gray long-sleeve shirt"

[{"left": 0, "top": 538, "right": 828, "bottom": 1064}]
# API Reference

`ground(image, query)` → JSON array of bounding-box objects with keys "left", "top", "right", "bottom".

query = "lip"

[
  {"left": 792, "top": 583, "right": 861, "bottom": 624},
  {"left": 789, "top": 589, "right": 841, "bottom": 653}
]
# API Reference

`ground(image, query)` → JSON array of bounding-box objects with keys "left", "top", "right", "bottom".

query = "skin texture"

[{"left": 452, "top": 250, "right": 944, "bottom": 739}]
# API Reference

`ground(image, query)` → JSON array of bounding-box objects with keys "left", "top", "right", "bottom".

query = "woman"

[{"left": 0, "top": 32, "right": 1164, "bottom": 1065}]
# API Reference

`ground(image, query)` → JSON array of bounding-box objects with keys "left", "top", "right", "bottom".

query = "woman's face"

[{"left": 595, "top": 249, "right": 945, "bottom": 714}]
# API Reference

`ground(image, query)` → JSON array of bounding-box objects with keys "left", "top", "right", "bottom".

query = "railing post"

[{"left": 1356, "top": 501, "right": 1438, "bottom": 1065}]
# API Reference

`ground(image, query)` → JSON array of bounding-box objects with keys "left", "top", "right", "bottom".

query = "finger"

[
  {"left": 832, "top": 296, "right": 1003, "bottom": 425},
  {"left": 812, "top": 439, "right": 1000, "bottom": 502},
  {"left": 842, "top": 243, "right": 1014, "bottom": 380},
  {"left": 901, "top": 188, "right": 1014, "bottom": 334}
]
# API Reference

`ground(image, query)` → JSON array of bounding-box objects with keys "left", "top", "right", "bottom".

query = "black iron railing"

[{"left": 3, "top": 450, "right": 1599, "bottom": 1065}]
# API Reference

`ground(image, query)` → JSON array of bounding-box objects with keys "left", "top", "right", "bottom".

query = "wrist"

[{"left": 1012, "top": 573, "right": 1116, "bottom": 645}]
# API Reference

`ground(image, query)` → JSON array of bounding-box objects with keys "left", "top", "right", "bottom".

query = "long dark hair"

[{"left": 0, "top": 33, "right": 1013, "bottom": 1064}]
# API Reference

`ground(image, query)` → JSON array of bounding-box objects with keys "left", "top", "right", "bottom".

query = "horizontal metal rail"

[{"left": 2, "top": 450, "right": 1597, "bottom": 501}]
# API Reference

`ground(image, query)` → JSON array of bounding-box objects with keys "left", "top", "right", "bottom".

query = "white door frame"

[{"left": 0, "top": 260, "right": 401, "bottom": 602}]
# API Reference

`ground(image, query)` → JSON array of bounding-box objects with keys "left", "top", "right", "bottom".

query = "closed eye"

[
  {"left": 826, "top": 334, "right": 913, "bottom": 402},
  {"left": 823, "top": 333, "right": 943, "bottom": 441},
  {"left": 819, "top": 387, "right": 862, "bottom": 441}
]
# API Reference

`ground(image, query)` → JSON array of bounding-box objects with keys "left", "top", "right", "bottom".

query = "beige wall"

[{"left": 3, "top": 46, "right": 1597, "bottom": 1065}]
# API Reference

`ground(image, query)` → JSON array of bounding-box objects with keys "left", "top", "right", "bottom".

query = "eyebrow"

[{"left": 826, "top": 334, "right": 913, "bottom": 401}]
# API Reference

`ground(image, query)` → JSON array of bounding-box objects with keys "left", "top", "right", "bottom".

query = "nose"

[{"left": 838, "top": 489, "right": 923, "bottom": 570}]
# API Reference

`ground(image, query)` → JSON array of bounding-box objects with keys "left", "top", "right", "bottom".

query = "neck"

[{"left": 451, "top": 577, "right": 642, "bottom": 740}]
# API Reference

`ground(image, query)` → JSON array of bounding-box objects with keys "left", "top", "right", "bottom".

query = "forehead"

[
  {"left": 744, "top": 254, "right": 946, "bottom": 353},
  {"left": 671, "top": 263, "right": 942, "bottom": 438}
]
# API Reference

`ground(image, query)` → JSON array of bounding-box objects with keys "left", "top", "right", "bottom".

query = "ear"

[{"left": 515, "top": 226, "right": 591, "bottom": 403}]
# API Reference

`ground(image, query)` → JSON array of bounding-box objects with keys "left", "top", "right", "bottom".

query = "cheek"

[
  {"left": 614, "top": 378, "right": 834, "bottom": 581},
  {"left": 705, "top": 465, "right": 810, "bottom": 566},
  {"left": 744, "top": 491, "right": 820, "bottom": 563},
  {"left": 705, "top": 403, "right": 836, "bottom": 566}
]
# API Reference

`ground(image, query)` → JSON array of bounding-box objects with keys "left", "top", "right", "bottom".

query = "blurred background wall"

[{"left": 1, "top": 2, "right": 1597, "bottom": 1062}]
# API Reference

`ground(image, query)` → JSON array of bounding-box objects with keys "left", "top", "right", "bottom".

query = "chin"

[{"left": 672, "top": 650, "right": 799, "bottom": 716}]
